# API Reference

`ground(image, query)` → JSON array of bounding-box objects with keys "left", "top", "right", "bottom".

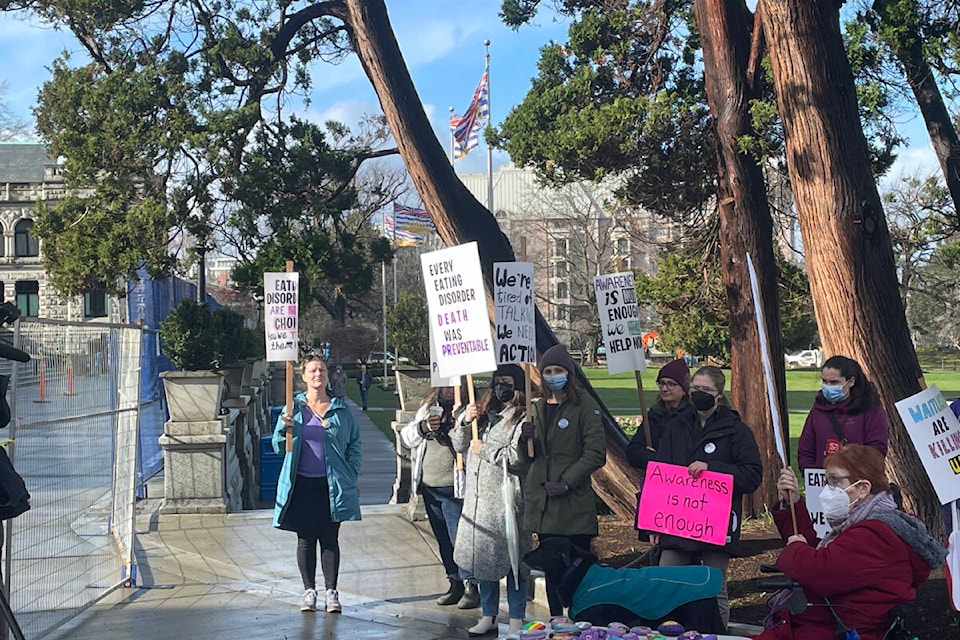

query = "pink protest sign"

[{"left": 636, "top": 461, "right": 734, "bottom": 546}]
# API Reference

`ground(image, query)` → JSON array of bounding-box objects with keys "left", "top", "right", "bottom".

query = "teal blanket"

[{"left": 569, "top": 564, "right": 722, "bottom": 620}]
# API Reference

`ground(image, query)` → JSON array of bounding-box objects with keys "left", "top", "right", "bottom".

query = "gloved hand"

[
  {"left": 543, "top": 481, "right": 568, "bottom": 497},
  {"left": 519, "top": 421, "right": 535, "bottom": 443}
]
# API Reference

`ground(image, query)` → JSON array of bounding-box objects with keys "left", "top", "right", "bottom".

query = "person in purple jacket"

[{"left": 797, "top": 355, "right": 888, "bottom": 471}]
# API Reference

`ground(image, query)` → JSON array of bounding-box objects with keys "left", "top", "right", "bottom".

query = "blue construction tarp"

[{"left": 127, "top": 271, "right": 221, "bottom": 488}]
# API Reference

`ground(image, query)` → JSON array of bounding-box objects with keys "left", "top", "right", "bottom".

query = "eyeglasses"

[
  {"left": 690, "top": 385, "right": 717, "bottom": 394},
  {"left": 657, "top": 380, "right": 680, "bottom": 389},
  {"left": 825, "top": 475, "right": 851, "bottom": 487}
]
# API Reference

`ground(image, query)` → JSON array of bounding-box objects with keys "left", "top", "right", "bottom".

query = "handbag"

[{"left": 0, "top": 445, "right": 29, "bottom": 520}]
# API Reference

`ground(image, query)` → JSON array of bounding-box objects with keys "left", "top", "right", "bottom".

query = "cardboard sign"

[
  {"left": 802, "top": 468, "right": 831, "bottom": 540},
  {"left": 429, "top": 322, "right": 461, "bottom": 387},
  {"left": 493, "top": 261, "right": 536, "bottom": 365},
  {"left": 421, "top": 242, "right": 497, "bottom": 378},
  {"left": 593, "top": 271, "right": 647, "bottom": 375},
  {"left": 263, "top": 272, "right": 299, "bottom": 362},
  {"left": 895, "top": 385, "right": 960, "bottom": 505},
  {"left": 636, "top": 461, "right": 734, "bottom": 546}
]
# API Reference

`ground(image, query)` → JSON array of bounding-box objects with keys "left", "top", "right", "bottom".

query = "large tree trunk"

[
  {"left": 338, "top": 0, "right": 639, "bottom": 521},
  {"left": 761, "top": 0, "right": 943, "bottom": 539},
  {"left": 694, "top": 0, "right": 790, "bottom": 515},
  {"left": 874, "top": 0, "right": 960, "bottom": 228}
]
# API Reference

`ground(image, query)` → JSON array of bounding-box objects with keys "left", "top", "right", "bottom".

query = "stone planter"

[
  {"left": 221, "top": 363, "right": 246, "bottom": 400},
  {"left": 160, "top": 370, "right": 225, "bottom": 422}
]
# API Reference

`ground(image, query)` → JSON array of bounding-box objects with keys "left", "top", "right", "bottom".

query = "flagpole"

[
  {"left": 382, "top": 214, "right": 388, "bottom": 382},
  {"left": 449, "top": 106, "right": 455, "bottom": 165},
  {"left": 484, "top": 39, "right": 494, "bottom": 213}
]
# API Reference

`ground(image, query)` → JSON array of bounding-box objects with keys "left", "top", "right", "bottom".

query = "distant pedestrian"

[
  {"left": 330, "top": 365, "right": 347, "bottom": 398},
  {"left": 356, "top": 363, "right": 373, "bottom": 411},
  {"left": 272, "top": 353, "right": 362, "bottom": 614},
  {"left": 798, "top": 355, "right": 888, "bottom": 471}
]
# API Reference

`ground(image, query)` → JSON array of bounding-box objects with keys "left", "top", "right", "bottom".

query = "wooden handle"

[
  {"left": 524, "top": 362, "right": 534, "bottom": 458},
  {"left": 285, "top": 259, "right": 295, "bottom": 454},
  {"left": 467, "top": 374, "right": 478, "bottom": 442}
]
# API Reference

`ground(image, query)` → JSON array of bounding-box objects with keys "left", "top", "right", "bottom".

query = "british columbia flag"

[{"left": 450, "top": 62, "right": 490, "bottom": 160}]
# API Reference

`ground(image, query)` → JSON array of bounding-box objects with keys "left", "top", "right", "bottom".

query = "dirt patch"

[{"left": 592, "top": 514, "right": 959, "bottom": 636}]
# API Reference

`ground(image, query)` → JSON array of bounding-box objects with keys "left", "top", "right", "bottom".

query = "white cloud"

[{"left": 882, "top": 143, "right": 942, "bottom": 190}]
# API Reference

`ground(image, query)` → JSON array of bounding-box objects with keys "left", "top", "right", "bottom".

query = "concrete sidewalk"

[{"left": 45, "top": 399, "right": 547, "bottom": 640}]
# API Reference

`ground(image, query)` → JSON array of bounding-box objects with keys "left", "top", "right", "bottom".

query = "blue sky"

[{"left": 0, "top": 1, "right": 941, "bottom": 182}]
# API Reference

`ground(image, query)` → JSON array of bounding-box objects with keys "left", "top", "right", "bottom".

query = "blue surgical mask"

[
  {"left": 543, "top": 373, "right": 568, "bottom": 390},
  {"left": 821, "top": 383, "right": 846, "bottom": 403}
]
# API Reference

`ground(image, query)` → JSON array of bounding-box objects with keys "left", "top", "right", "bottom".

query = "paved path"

[{"left": 44, "top": 401, "right": 550, "bottom": 640}]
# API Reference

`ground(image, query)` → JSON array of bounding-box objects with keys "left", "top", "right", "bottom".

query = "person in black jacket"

[
  {"left": 648, "top": 365, "right": 762, "bottom": 630},
  {"left": 625, "top": 358, "right": 694, "bottom": 468}
]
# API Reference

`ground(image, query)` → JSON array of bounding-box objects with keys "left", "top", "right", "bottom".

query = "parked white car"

[{"left": 784, "top": 349, "right": 822, "bottom": 369}]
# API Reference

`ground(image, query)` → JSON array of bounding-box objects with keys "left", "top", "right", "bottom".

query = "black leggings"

[
  {"left": 538, "top": 533, "right": 594, "bottom": 616},
  {"left": 297, "top": 526, "right": 341, "bottom": 591},
  {"left": 287, "top": 475, "right": 342, "bottom": 591}
]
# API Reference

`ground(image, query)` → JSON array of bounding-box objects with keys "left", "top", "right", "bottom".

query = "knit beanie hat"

[
  {"left": 538, "top": 344, "right": 577, "bottom": 374},
  {"left": 657, "top": 358, "right": 691, "bottom": 393},
  {"left": 494, "top": 364, "right": 525, "bottom": 390}
]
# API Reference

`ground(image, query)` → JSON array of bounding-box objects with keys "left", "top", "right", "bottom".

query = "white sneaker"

[
  {"left": 325, "top": 588, "right": 341, "bottom": 613},
  {"left": 300, "top": 588, "right": 317, "bottom": 612}
]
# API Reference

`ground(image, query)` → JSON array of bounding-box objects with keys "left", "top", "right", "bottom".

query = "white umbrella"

[{"left": 502, "top": 456, "right": 520, "bottom": 590}]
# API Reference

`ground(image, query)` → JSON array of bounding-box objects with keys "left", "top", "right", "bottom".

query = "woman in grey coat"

[{"left": 452, "top": 364, "right": 531, "bottom": 637}]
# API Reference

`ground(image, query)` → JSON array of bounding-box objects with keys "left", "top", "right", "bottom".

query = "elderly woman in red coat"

[{"left": 758, "top": 444, "right": 945, "bottom": 640}]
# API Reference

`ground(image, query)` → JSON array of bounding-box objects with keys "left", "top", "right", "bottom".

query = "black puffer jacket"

[
  {"left": 625, "top": 400, "right": 695, "bottom": 469},
  {"left": 651, "top": 405, "right": 762, "bottom": 555}
]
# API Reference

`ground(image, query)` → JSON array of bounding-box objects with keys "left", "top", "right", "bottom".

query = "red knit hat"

[{"left": 657, "top": 358, "right": 690, "bottom": 393}]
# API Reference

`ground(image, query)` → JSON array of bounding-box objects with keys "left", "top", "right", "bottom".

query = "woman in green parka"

[{"left": 518, "top": 344, "right": 606, "bottom": 616}]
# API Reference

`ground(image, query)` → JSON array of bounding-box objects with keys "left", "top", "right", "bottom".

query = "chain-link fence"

[{"left": 4, "top": 318, "right": 143, "bottom": 639}]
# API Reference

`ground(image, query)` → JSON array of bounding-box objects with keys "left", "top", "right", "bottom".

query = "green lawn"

[
  {"left": 590, "top": 366, "right": 960, "bottom": 469},
  {"left": 344, "top": 380, "right": 401, "bottom": 443},
  {"left": 354, "top": 364, "right": 960, "bottom": 461}
]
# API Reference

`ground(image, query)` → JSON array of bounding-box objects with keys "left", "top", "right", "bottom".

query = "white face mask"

[{"left": 819, "top": 480, "right": 864, "bottom": 524}]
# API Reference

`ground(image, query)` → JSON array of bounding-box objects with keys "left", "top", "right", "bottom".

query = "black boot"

[
  {"left": 436, "top": 577, "right": 465, "bottom": 606},
  {"left": 457, "top": 580, "right": 480, "bottom": 609}
]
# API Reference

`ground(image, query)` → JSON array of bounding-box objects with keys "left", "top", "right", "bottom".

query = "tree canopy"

[{"left": 11, "top": 0, "right": 395, "bottom": 310}]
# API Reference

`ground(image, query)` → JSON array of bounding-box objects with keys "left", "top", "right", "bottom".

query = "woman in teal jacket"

[{"left": 272, "top": 354, "right": 362, "bottom": 614}]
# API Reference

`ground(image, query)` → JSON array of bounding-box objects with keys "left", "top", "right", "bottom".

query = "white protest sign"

[
  {"left": 802, "top": 468, "right": 830, "bottom": 540},
  {"left": 494, "top": 262, "right": 536, "bottom": 365},
  {"left": 593, "top": 271, "right": 647, "bottom": 375},
  {"left": 421, "top": 242, "right": 497, "bottom": 378},
  {"left": 895, "top": 385, "right": 960, "bottom": 505},
  {"left": 429, "top": 323, "right": 461, "bottom": 387},
  {"left": 263, "top": 272, "right": 299, "bottom": 362}
]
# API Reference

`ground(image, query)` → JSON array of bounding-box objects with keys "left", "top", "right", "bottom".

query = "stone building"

[
  {"left": 0, "top": 143, "right": 111, "bottom": 321},
  {"left": 458, "top": 163, "right": 678, "bottom": 358}
]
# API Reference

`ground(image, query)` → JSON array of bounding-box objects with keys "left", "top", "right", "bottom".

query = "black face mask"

[
  {"left": 438, "top": 396, "right": 454, "bottom": 410},
  {"left": 493, "top": 383, "right": 515, "bottom": 403},
  {"left": 690, "top": 390, "right": 716, "bottom": 412}
]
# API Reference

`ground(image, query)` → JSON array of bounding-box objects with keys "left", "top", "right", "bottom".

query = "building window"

[
  {"left": 554, "top": 238, "right": 568, "bottom": 256},
  {"left": 555, "top": 261, "right": 567, "bottom": 277},
  {"left": 556, "top": 281, "right": 568, "bottom": 299},
  {"left": 15, "top": 280, "right": 39, "bottom": 317},
  {"left": 15, "top": 219, "right": 39, "bottom": 257},
  {"left": 84, "top": 289, "right": 108, "bottom": 318},
  {"left": 556, "top": 306, "right": 568, "bottom": 321},
  {"left": 617, "top": 238, "right": 629, "bottom": 254}
]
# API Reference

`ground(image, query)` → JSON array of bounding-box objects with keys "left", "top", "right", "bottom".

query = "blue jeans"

[
  {"left": 420, "top": 484, "right": 462, "bottom": 578},
  {"left": 359, "top": 387, "right": 369, "bottom": 409},
  {"left": 479, "top": 571, "right": 527, "bottom": 619}
]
